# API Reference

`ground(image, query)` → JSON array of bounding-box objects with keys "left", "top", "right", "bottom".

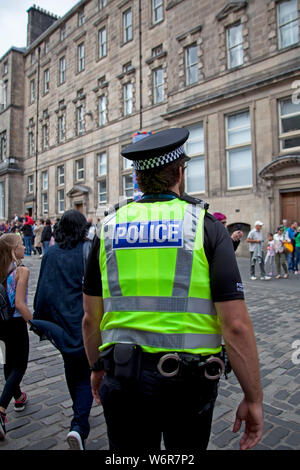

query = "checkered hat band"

[{"left": 133, "top": 146, "right": 184, "bottom": 170}]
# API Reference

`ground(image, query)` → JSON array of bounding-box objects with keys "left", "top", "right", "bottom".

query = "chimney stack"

[{"left": 27, "top": 4, "right": 59, "bottom": 47}]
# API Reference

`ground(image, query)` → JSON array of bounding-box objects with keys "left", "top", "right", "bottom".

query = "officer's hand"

[
  {"left": 233, "top": 398, "right": 263, "bottom": 450},
  {"left": 91, "top": 370, "right": 105, "bottom": 405},
  {"left": 231, "top": 230, "right": 243, "bottom": 242}
]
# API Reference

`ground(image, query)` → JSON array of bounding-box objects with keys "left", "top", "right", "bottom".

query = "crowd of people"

[
  {"left": 246, "top": 219, "right": 300, "bottom": 280},
  {"left": 0, "top": 211, "right": 97, "bottom": 448}
]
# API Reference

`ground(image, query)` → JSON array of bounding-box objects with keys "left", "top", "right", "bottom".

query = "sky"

[{"left": 0, "top": 0, "right": 79, "bottom": 58}]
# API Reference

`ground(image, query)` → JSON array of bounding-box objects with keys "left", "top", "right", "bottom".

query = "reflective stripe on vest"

[
  {"left": 103, "top": 296, "right": 217, "bottom": 315},
  {"left": 102, "top": 328, "right": 222, "bottom": 350}
]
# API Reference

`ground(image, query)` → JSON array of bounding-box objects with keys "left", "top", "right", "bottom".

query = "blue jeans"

[
  {"left": 23, "top": 236, "right": 32, "bottom": 256},
  {"left": 42, "top": 241, "right": 50, "bottom": 254},
  {"left": 62, "top": 353, "right": 93, "bottom": 440},
  {"left": 295, "top": 246, "right": 300, "bottom": 271},
  {"left": 287, "top": 251, "right": 296, "bottom": 271}
]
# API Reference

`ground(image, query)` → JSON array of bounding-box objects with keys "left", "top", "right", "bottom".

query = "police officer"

[{"left": 82, "top": 128, "right": 263, "bottom": 452}]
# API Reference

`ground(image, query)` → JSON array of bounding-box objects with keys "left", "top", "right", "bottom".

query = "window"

[
  {"left": 78, "top": 9, "right": 85, "bottom": 26},
  {"left": 0, "top": 182, "right": 4, "bottom": 219},
  {"left": 3, "top": 61, "right": 8, "bottom": 75},
  {"left": 29, "top": 131, "right": 34, "bottom": 157},
  {"left": 44, "top": 69, "right": 50, "bottom": 94},
  {"left": 77, "top": 106, "right": 84, "bottom": 134},
  {"left": 153, "top": 67, "right": 164, "bottom": 104},
  {"left": 123, "top": 9, "right": 133, "bottom": 43},
  {"left": 78, "top": 43, "right": 85, "bottom": 72},
  {"left": 42, "top": 171, "right": 48, "bottom": 190},
  {"left": 58, "top": 165, "right": 65, "bottom": 186},
  {"left": 185, "top": 123, "right": 205, "bottom": 193},
  {"left": 123, "top": 174, "right": 133, "bottom": 198},
  {"left": 98, "top": 95, "right": 107, "bottom": 126},
  {"left": 124, "top": 83, "right": 133, "bottom": 116},
  {"left": 279, "top": 97, "right": 300, "bottom": 150},
  {"left": 44, "top": 39, "right": 50, "bottom": 54},
  {"left": 76, "top": 159, "right": 84, "bottom": 180},
  {"left": 30, "top": 79, "right": 35, "bottom": 104},
  {"left": 123, "top": 156, "right": 132, "bottom": 170},
  {"left": 42, "top": 124, "right": 48, "bottom": 150},
  {"left": 0, "top": 131, "right": 7, "bottom": 161},
  {"left": 227, "top": 23, "right": 243, "bottom": 69},
  {"left": 31, "top": 52, "right": 36, "bottom": 65},
  {"left": 60, "top": 25, "right": 66, "bottom": 41},
  {"left": 42, "top": 193, "right": 48, "bottom": 214},
  {"left": 98, "top": 152, "right": 107, "bottom": 176},
  {"left": 226, "top": 110, "right": 252, "bottom": 189},
  {"left": 152, "top": 44, "right": 163, "bottom": 57},
  {"left": 28, "top": 175, "right": 34, "bottom": 194},
  {"left": 152, "top": 0, "right": 163, "bottom": 25},
  {"left": 58, "top": 189, "right": 65, "bottom": 213},
  {"left": 1, "top": 81, "right": 8, "bottom": 110},
  {"left": 98, "top": 180, "right": 107, "bottom": 204},
  {"left": 277, "top": 0, "right": 299, "bottom": 49},
  {"left": 59, "top": 57, "right": 66, "bottom": 84},
  {"left": 99, "top": 0, "right": 107, "bottom": 9},
  {"left": 98, "top": 27, "right": 107, "bottom": 59},
  {"left": 58, "top": 115, "right": 65, "bottom": 142},
  {"left": 185, "top": 44, "right": 198, "bottom": 85}
]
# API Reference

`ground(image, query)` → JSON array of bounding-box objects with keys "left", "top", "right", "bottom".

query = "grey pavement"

[{"left": 0, "top": 255, "right": 299, "bottom": 451}]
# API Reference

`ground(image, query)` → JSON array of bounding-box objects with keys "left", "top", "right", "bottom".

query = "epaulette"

[
  {"left": 179, "top": 193, "right": 209, "bottom": 210},
  {"left": 104, "top": 198, "right": 134, "bottom": 217}
]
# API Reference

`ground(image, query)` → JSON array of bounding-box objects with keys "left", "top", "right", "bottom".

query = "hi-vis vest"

[{"left": 99, "top": 197, "right": 222, "bottom": 355}]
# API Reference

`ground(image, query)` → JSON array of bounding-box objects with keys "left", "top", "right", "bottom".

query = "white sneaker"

[
  {"left": 250, "top": 276, "right": 257, "bottom": 280},
  {"left": 67, "top": 430, "right": 84, "bottom": 450},
  {"left": 260, "top": 276, "right": 271, "bottom": 280}
]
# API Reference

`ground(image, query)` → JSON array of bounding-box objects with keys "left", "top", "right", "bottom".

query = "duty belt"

[{"left": 97, "top": 345, "right": 230, "bottom": 381}]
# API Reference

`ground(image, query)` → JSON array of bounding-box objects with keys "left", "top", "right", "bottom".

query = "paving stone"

[
  {"left": 288, "top": 391, "right": 300, "bottom": 405},
  {"left": 262, "top": 427, "right": 290, "bottom": 446},
  {"left": 31, "top": 406, "right": 62, "bottom": 420},
  {"left": 26, "top": 438, "right": 58, "bottom": 450},
  {"left": 263, "top": 403, "right": 283, "bottom": 416},
  {"left": 9, "top": 422, "right": 43, "bottom": 439}
]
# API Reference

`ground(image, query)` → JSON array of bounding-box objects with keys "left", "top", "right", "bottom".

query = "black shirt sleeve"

[
  {"left": 82, "top": 211, "right": 245, "bottom": 302},
  {"left": 83, "top": 234, "right": 102, "bottom": 296}
]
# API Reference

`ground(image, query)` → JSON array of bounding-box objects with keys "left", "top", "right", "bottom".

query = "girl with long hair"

[{"left": 0, "top": 234, "right": 32, "bottom": 440}]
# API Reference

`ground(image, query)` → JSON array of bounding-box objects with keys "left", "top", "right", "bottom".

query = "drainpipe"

[
  {"left": 139, "top": 0, "right": 143, "bottom": 130},
  {"left": 35, "top": 46, "right": 41, "bottom": 220}
]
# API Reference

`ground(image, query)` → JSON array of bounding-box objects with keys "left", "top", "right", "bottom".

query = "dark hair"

[
  {"left": 45, "top": 219, "right": 51, "bottom": 225},
  {"left": 136, "top": 157, "right": 186, "bottom": 194},
  {"left": 53, "top": 210, "right": 87, "bottom": 249}
]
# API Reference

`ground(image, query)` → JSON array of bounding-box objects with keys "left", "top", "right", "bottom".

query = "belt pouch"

[{"left": 113, "top": 343, "right": 141, "bottom": 380}]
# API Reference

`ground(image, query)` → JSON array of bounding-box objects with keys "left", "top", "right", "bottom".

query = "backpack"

[{"left": 0, "top": 273, "right": 15, "bottom": 322}]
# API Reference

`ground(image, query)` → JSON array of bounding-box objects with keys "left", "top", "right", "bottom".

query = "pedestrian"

[
  {"left": 212, "top": 212, "right": 243, "bottom": 251},
  {"left": 246, "top": 221, "right": 271, "bottom": 280},
  {"left": 273, "top": 226, "right": 288, "bottom": 279},
  {"left": 294, "top": 226, "right": 300, "bottom": 274},
  {"left": 41, "top": 218, "right": 52, "bottom": 255},
  {"left": 285, "top": 220, "right": 298, "bottom": 273},
  {"left": 33, "top": 219, "right": 44, "bottom": 257},
  {"left": 0, "top": 234, "right": 33, "bottom": 441},
  {"left": 82, "top": 128, "right": 263, "bottom": 452},
  {"left": 265, "top": 233, "right": 275, "bottom": 276},
  {"left": 30, "top": 210, "right": 93, "bottom": 450},
  {"left": 21, "top": 218, "right": 33, "bottom": 256}
]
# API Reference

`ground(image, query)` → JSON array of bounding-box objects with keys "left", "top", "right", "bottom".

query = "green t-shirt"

[{"left": 295, "top": 233, "right": 300, "bottom": 248}]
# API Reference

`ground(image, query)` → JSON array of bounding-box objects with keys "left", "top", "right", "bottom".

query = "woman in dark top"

[
  {"left": 41, "top": 219, "right": 52, "bottom": 256},
  {"left": 31, "top": 210, "right": 93, "bottom": 450}
]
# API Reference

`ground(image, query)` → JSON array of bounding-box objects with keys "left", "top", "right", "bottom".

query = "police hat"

[{"left": 121, "top": 128, "right": 190, "bottom": 170}]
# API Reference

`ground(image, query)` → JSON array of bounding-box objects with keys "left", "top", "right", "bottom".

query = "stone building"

[
  {"left": 0, "top": 47, "right": 25, "bottom": 222},
  {"left": 1, "top": 0, "right": 300, "bottom": 256}
]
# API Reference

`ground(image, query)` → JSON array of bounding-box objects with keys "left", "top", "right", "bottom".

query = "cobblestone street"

[{"left": 0, "top": 255, "right": 299, "bottom": 451}]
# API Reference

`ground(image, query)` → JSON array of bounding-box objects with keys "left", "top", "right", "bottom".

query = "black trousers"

[
  {"left": 0, "top": 317, "right": 29, "bottom": 409},
  {"left": 99, "top": 369, "right": 218, "bottom": 452}
]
